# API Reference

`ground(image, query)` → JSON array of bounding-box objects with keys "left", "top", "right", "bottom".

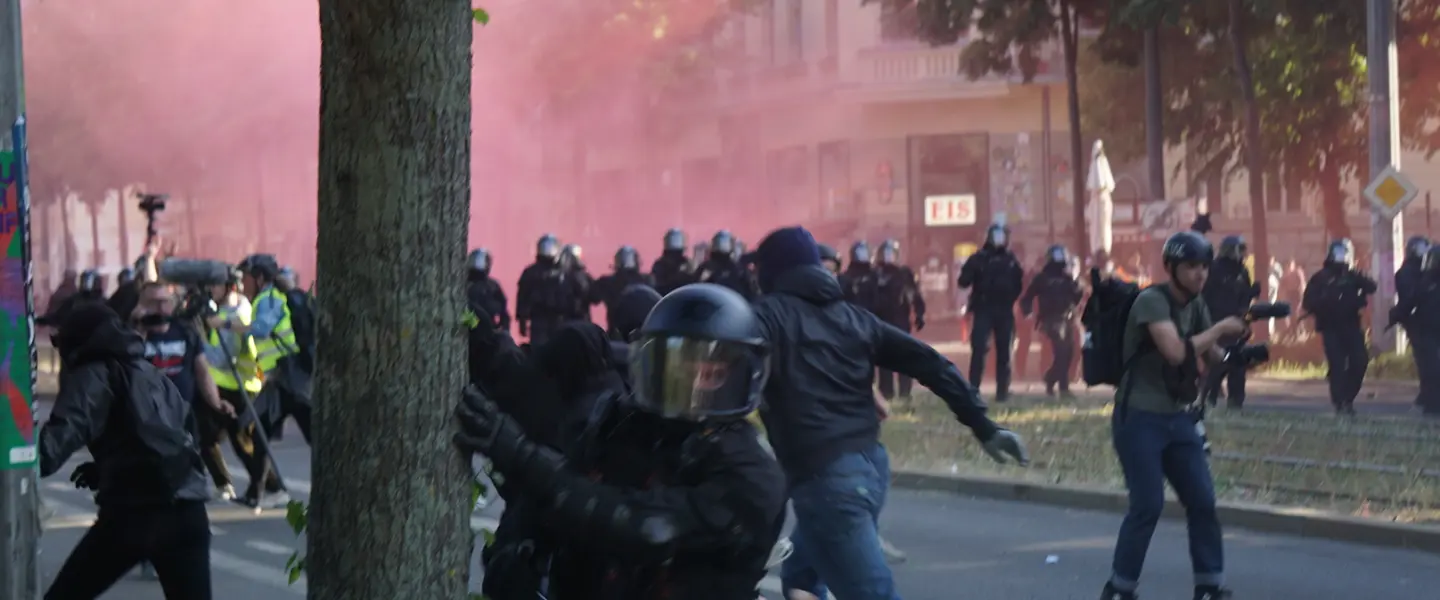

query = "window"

[{"left": 818, "top": 140, "right": 852, "bottom": 218}]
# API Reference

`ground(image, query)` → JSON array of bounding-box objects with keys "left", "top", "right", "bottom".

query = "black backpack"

[
  {"left": 285, "top": 289, "right": 317, "bottom": 372},
  {"left": 109, "top": 359, "right": 203, "bottom": 497},
  {"left": 1081, "top": 274, "right": 1145, "bottom": 387}
]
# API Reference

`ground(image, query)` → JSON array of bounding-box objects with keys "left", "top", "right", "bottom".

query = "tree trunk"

[
  {"left": 309, "top": 1, "right": 474, "bottom": 599},
  {"left": 1317, "top": 156, "right": 1350, "bottom": 240},
  {"left": 1061, "top": 1, "right": 1088, "bottom": 260},
  {"left": 1143, "top": 25, "right": 1165, "bottom": 202},
  {"left": 1230, "top": 0, "right": 1271, "bottom": 317}
]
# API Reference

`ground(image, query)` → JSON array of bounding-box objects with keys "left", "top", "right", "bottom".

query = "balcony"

[{"left": 838, "top": 40, "right": 1065, "bottom": 103}]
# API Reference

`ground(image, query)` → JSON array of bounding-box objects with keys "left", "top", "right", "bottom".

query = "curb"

[{"left": 891, "top": 470, "right": 1440, "bottom": 556}]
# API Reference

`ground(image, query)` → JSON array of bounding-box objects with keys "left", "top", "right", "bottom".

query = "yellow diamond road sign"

[{"left": 1363, "top": 165, "right": 1419, "bottom": 218}]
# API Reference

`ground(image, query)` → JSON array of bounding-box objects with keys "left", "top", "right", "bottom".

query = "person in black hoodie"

[
  {"left": 743, "top": 226, "right": 1028, "bottom": 600},
  {"left": 38, "top": 299, "right": 213, "bottom": 600}
]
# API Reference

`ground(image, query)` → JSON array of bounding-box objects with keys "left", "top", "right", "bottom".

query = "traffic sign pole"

[{"left": 1367, "top": 0, "right": 1404, "bottom": 354}]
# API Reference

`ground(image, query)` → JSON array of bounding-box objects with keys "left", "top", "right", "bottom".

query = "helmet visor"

[
  {"left": 537, "top": 238, "right": 559, "bottom": 258},
  {"left": 629, "top": 335, "right": 767, "bottom": 421},
  {"left": 853, "top": 245, "right": 871, "bottom": 263}
]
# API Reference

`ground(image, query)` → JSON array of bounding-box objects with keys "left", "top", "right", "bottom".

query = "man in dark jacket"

[
  {"left": 38, "top": 299, "right": 213, "bottom": 599},
  {"left": 1200, "top": 236, "right": 1260, "bottom": 408},
  {"left": 744, "top": 226, "right": 1028, "bottom": 600}
]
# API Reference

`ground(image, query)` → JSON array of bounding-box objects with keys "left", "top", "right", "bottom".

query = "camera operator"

[
  {"left": 1201, "top": 236, "right": 1260, "bottom": 409},
  {"left": 202, "top": 268, "right": 289, "bottom": 504},
  {"left": 1101, "top": 231, "right": 1244, "bottom": 600},
  {"left": 227, "top": 254, "right": 313, "bottom": 446},
  {"left": 125, "top": 282, "right": 238, "bottom": 498}
]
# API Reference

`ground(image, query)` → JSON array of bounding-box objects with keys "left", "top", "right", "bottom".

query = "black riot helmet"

[
  {"left": 711, "top": 230, "right": 735, "bottom": 256},
  {"left": 79, "top": 270, "right": 103, "bottom": 293},
  {"left": 238, "top": 253, "right": 281, "bottom": 281},
  {"left": 663, "top": 228, "right": 687, "bottom": 253},
  {"left": 1325, "top": 239, "right": 1355, "bottom": 267},
  {"left": 818, "top": 244, "right": 842, "bottom": 273},
  {"left": 628, "top": 283, "right": 769, "bottom": 422},
  {"left": 850, "top": 241, "right": 872, "bottom": 265},
  {"left": 1162, "top": 231, "right": 1214, "bottom": 270},
  {"left": 536, "top": 234, "right": 560, "bottom": 261},
  {"left": 1218, "top": 235, "right": 1247, "bottom": 260},
  {"left": 1045, "top": 244, "right": 1068, "bottom": 266},
  {"left": 1424, "top": 246, "right": 1440, "bottom": 272},
  {"left": 985, "top": 224, "right": 1009, "bottom": 248},
  {"left": 562, "top": 243, "right": 583, "bottom": 265},
  {"left": 115, "top": 268, "right": 137, "bottom": 288},
  {"left": 1406, "top": 236, "right": 1430, "bottom": 261},
  {"left": 468, "top": 248, "right": 492, "bottom": 274},
  {"left": 877, "top": 239, "right": 900, "bottom": 265},
  {"left": 732, "top": 239, "right": 747, "bottom": 263},
  {"left": 614, "top": 245, "right": 640, "bottom": 271}
]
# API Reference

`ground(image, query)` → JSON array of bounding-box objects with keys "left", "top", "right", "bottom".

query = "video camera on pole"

[
  {"left": 157, "top": 258, "right": 233, "bottom": 320},
  {"left": 138, "top": 193, "right": 168, "bottom": 248}
]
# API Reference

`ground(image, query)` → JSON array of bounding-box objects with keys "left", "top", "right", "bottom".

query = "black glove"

[
  {"left": 454, "top": 385, "right": 534, "bottom": 470},
  {"left": 70, "top": 462, "right": 98, "bottom": 490},
  {"left": 518, "top": 320, "right": 529, "bottom": 337},
  {"left": 914, "top": 318, "right": 925, "bottom": 332}
]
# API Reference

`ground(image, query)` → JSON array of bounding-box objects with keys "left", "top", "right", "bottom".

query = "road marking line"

[
  {"left": 210, "top": 548, "right": 306, "bottom": 593},
  {"left": 245, "top": 540, "right": 295, "bottom": 556},
  {"left": 211, "top": 525, "right": 227, "bottom": 535}
]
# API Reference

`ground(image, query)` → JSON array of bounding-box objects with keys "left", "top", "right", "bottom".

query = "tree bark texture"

[
  {"left": 1229, "top": 0, "right": 1271, "bottom": 310},
  {"left": 1061, "top": 1, "right": 1089, "bottom": 260},
  {"left": 310, "top": 1, "right": 474, "bottom": 599}
]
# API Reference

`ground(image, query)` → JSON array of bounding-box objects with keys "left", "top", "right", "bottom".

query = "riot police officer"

[
  {"left": 559, "top": 244, "right": 593, "bottom": 322},
  {"left": 692, "top": 241, "right": 711, "bottom": 270},
  {"left": 1395, "top": 246, "right": 1440, "bottom": 416},
  {"left": 516, "top": 234, "right": 581, "bottom": 346},
  {"left": 651, "top": 228, "right": 695, "bottom": 295},
  {"left": 78, "top": 269, "right": 105, "bottom": 300},
  {"left": 1019, "top": 245, "right": 1084, "bottom": 398},
  {"left": 589, "top": 246, "right": 655, "bottom": 339},
  {"left": 467, "top": 249, "right": 510, "bottom": 332},
  {"left": 1301, "top": 239, "right": 1376, "bottom": 415},
  {"left": 841, "top": 241, "right": 878, "bottom": 306},
  {"left": 456, "top": 284, "right": 787, "bottom": 600},
  {"left": 1201, "top": 235, "right": 1260, "bottom": 408},
  {"left": 1393, "top": 236, "right": 1430, "bottom": 408},
  {"left": 696, "top": 230, "right": 759, "bottom": 301},
  {"left": 958, "top": 224, "right": 1025, "bottom": 402},
  {"left": 818, "top": 244, "right": 842, "bottom": 275},
  {"left": 872, "top": 239, "right": 926, "bottom": 402}
]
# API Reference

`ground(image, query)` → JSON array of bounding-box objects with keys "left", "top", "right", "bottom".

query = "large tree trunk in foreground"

[{"left": 309, "top": 1, "right": 474, "bottom": 599}]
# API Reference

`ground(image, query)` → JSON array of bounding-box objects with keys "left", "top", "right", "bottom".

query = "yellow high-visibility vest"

[
  {"left": 254, "top": 286, "right": 298, "bottom": 372},
  {"left": 208, "top": 303, "right": 263, "bottom": 393}
]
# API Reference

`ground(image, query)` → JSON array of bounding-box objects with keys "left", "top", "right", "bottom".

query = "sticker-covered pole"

[
  {"left": 1368, "top": 0, "right": 1403, "bottom": 353},
  {"left": 0, "top": 0, "right": 41, "bottom": 597}
]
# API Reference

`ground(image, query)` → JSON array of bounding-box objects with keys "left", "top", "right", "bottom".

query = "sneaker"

[
  {"left": 214, "top": 484, "right": 237, "bottom": 502},
  {"left": 879, "top": 536, "right": 907, "bottom": 564},
  {"left": 1099, "top": 582, "right": 1137, "bottom": 600},
  {"left": 245, "top": 490, "right": 291, "bottom": 510},
  {"left": 1194, "top": 586, "right": 1233, "bottom": 600}
]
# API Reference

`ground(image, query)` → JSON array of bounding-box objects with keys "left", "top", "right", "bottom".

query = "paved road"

[{"left": 36, "top": 421, "right": 1440, "bottom": 599}]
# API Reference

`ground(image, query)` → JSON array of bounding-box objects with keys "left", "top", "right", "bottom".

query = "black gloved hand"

[
  {"left": 518, "top": 320, "right": 529, "bottom": 337},
  {"left": 914, "top": 318, "right": 925, "bottom": 332},
  {"left": 70, "top": 462, "right": 98, "bottom": 490},
  {"left": 454, "top": 385, "right": 532, "bottom": 470}
]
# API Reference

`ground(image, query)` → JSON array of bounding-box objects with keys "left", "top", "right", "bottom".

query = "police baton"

[{"left": 194, "top": 316, "right": 287, "bottom": 512}]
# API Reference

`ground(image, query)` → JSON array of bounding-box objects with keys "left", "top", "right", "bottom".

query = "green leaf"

[
  {"left": 482, "top": 527, "right": 496, "bottom": 548},
  {"left": 473, "top": 8, "right": 490, "bottom": 25},
  {"left": 285, "top": 500, "right": 308, "bottom": 535},
  {"left": 287, "top": 556, "right": 307, "bottom": 584}
]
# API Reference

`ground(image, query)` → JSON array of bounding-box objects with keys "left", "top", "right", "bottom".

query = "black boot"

[
  {"left": 1099, "top": 582, "right": 1138, "bottom": 600},
  {"left": 1193, "top": 585, "right": 1233, "bottom": 600}
]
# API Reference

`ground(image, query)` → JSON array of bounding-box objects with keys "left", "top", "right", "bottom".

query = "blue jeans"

[
  {"left": 1109, "top": 409, "right": 1224, "bottom": 591},
  {"left": 781, "top": 443, "right": 901, "bottom": 600}
]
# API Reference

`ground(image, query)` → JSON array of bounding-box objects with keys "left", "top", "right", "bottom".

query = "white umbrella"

[{"left": 1085, "top": 140, "right": 1116, "bottom": 257}]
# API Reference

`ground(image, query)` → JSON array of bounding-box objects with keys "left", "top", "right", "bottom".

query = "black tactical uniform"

[
  {"left": 516, "top": 234, "right": 582, "bottom": 346},
  {"left": 1019, "top": 245, "right": 1084, "bottom": 396},
  {"left": 1390, "top": 240, "right": 1440, "bottom": 415},
  {"left": 78, "top": 269, "right": 105, "bottom": 301},
  {"left": 467, "top": 249, "right": 511, "bottom": 331},
  {"left": 458, "top": 284, "right": 787, "bottom": 600},
  {"left": 696, "top": 231, "right": 759, "bottom": 301},
  {"left": 1392, "top": 236, "right": 1430, "bottom": 408},
  {"left": 1200, "top": 236, "right": 1260, "bottom": 408},
  {"left": 652, "top": 228, "right": 696, "bottom": 295},
  {"left": 590, "top": 246, "right": 656, "bottom": 339},
  {"left": 958, "top": 224, "right": 1025, "bottom": 401},
  {"left": 872, "top": 239, "right": 926, "bottom": 400},
  {"left": 839, "top": 241, "right": 876, "bottom": 307},
  {"left": 560, "top": 244, "right": 593, "bottom": 322},
  {"left": 1301, "top": 239, "right": 1376, "bottom": 415}
]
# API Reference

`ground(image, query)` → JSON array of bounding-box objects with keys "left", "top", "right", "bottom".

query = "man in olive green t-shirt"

[{"left": 1102, "top": 232, "right": 1248, "bottom": 600}]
